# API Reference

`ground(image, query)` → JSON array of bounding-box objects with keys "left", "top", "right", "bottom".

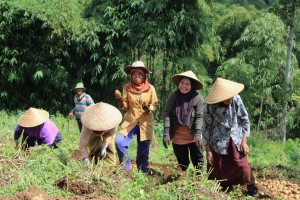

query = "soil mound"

[{"left": 1, "top": 186, "right": 62, "bottom": 200}]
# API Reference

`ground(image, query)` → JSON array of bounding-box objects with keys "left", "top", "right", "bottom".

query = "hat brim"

[
  {"left": 18, "top": 108, "right": 49, "bottom": 127},
  {"left": 124, "top": 66, "right": 150, "bottom": 74},
  {"left": 74, "top": 87, "right": 86, "bottom": 90},
  {"left": 172, "top": 75, "right": 203, "bottom": 90},
  {"left": 81, "top": 102, "right": 122, "bottom": 131},
  {"left": 205, "top": 78, "right": 244, "bottom": 104}
]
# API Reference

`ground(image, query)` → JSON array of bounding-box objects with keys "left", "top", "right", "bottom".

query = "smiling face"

[
  {"left": 131, "top": 70, "right": 145, "bottom": 85},
  {"left": 178, "top": 77, "right": 192, "bottom": 94}
]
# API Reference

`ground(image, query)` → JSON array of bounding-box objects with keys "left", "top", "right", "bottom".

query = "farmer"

[
  {"left": 69, "top": 82, "right": 94, "bottom": 132},
  {"left": 79, "top": 102, "right": 122, "bottom": 166},
  {"left": 163, "top": 70, "right": 204, "bottom": 172},
  {"left": 202, "top": 77, "right": 258, "bottom": 195},
  {"left": 115, "top": 60, "right": 159, "bottom": 173},
  {"left": 14, "top": 107, "right": 62, "bottom": 149}
]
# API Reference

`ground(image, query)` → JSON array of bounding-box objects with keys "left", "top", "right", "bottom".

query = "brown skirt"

[{"left": 208, "top": 138, "right": 255, "bottom": 187}]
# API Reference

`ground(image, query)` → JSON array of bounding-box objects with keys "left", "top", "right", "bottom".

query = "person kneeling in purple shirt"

[{"left": 14, "top": 107, "right": 62, "bottom": 149}]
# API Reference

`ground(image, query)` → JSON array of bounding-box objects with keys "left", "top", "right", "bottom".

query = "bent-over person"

[
  {"left": 14, "top": 107, "right": 62, "bottom": 149},
  {"left": 79, "top": 102, "right": 122, "bottom": 166}
]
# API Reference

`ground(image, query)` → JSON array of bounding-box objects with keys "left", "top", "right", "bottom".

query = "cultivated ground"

[{"left": 0, "top": 113, "right": 300, "bottom": 199}]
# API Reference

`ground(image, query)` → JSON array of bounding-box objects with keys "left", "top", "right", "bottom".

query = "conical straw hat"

[
  {"left": 205, "top": 77, "right": 244, "bottom": 104},
  {"left": 124, "top": 60, "right": 150, "bottom": 74},
  {"left": 172, "top": 70, "right": 204, "bottom": 90},
  {"left": 81, "top": 102, "right": 122, "bottom": 131},
  {"left": 18, "top": 107, "right": 49, "bottom": 127}
]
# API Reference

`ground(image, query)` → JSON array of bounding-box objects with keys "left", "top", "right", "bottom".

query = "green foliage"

[
  {"left": 0, "top": 0, "right": 212, "bottom": 116},
  {"left": 216, "top": 13, "right": 300, "bottom": 133},
  {"left": 1, "top": 113, "right": 300, "bottom": 198},
  {"left": 284, "top": 138, "right": 300, "bottom": 166},
  {"left": 248, "top": 132, "right": 300, "bottom": 171},
  {"left": 1, "top": 0, "right": 300, "bottom": 137}
]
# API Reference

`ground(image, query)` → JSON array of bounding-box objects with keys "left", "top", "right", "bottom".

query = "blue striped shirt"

[{"left": 72, "top": 93, "right": 94, "bottom": 119}]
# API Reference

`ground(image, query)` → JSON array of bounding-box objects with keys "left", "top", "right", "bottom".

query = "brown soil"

[
  {"left": 1, "top": 186, "right": 56, "bottom": 200},
  {"left": 0, "top": 186, "right": 116, "bottom": 200},
  {"left": 0, "top": 138, "right": 6, "bottom": 152},
  {"left": 2, "top": 150, "right": 300, "bottom": 199},
  {"left": 71, "top": 149, "right": 81, "bottom": 160},
  {"left": 55, "top": 176, "right": 96, "bottom": 195},
  {"left": 256, "top": 179, "right": 300, "bottom": 200},
  {"left": 147, "top": 162, "right": 182, "bottom": 184}
]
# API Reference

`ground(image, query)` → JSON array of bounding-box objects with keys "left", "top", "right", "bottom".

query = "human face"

[
  {"left": 222, "top": 98, "right": 233, "bottom": 106},
  {"left": 131, "top": 71, "right": 144, "bottom": 85},
  {"left": 76, "top": 88, "right": 84, "bottom": 95},
  {"left": 178, "top": 77, "right": 192, "bottom": 94}
]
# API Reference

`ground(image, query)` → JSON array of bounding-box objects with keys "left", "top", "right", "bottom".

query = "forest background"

[{"left": 1, "top": 0, "right": 300, "bottom": 141}]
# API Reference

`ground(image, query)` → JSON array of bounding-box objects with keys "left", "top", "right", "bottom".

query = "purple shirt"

[{"left": 15, "top": 119, "right": 59, "bottom": 145}]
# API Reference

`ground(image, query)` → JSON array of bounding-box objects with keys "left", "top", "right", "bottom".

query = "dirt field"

[{"left": 1, "top": 148, "right": 300, "bottom": 200}]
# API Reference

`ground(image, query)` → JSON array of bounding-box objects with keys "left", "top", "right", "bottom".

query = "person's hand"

[
  {"left": 194, "top": 134, "right": 203, "bottom": 149},
  {"left": 115, "top": 89, "right": 123, "bottom": 102},
  {"left": 142, "top": 102, "right": 150, "bottom": 112},
  {"left": 163, "top": 134, "right": 170, "bottom": 149},
  {"left": 82, "top": 157, "right": 90, "bottom": 166},
  {"left": 68, "top": 112, "right": 73, "bottom": 119},
  {"left": 100, "top": 147, "right": 107, "bottom": 158},
  {"left": 206, "top": 150, "right": 213, "bottom": 166},
  {"left": 241, "top": 141, "right": 249, "bottom": 156}
]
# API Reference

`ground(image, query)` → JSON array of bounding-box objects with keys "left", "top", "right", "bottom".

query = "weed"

[{"left": 1, "top": 112, "right": 300, "bottom": 199}]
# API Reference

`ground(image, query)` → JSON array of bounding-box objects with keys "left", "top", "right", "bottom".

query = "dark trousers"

[
  {"left": 115, "top": 125, "right": 150, "bottom": 173},
  {"left": 22, "top": 132, "right": 62, "bottom": 149},
  {"left": 76, "top": 118, "right": 83, "bottom": 133},
  {"left": 172, "top": 142, "right": 204, "bottom": 171}
]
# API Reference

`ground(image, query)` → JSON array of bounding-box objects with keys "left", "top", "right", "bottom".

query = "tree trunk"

[
  {"left": 160, "top": 51, "right": 168, "bottom": 118},
  {"left": 281, "top": 5, "right": 296, "bottom": 143},
  {"left": 256, "top": 97, "right": 264, "bottom": 132},
  {"left": 151, "top": 53, "right": 155, "bottom": 85}
]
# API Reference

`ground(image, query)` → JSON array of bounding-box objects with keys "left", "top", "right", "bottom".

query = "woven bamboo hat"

[
  {"left": 81, "top": 102, "right": 122, "bottom": 131},
  {"left": 205, "top": 77, "right": 244, "bottom": 104},
  {"left": 18, "top": 107, "right": 49, "bottom": 127},
  {"left": 172, "top": 70, "right": 204, "bottom": 90},
  {"left": 124, "top": 60, "right": 150, "bottom": 74}
]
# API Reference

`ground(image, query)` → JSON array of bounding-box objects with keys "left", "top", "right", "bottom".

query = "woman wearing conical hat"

[
  {"left": 202, "top": 78, "right": 258, "bottom": 196},
  {"left": 14, "top": 108, "right": 62, "bottom": 149},
  {"left": 114, "top": 61, "right": 159, "bottom": 173},
  {"left": 163, "top": 70, "right": 204, "bottom": 172},
  {"left": 79, "top": 102, "right": 122, "bottom": 166}
]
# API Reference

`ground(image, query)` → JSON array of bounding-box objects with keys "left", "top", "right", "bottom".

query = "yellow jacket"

[{"left": 119, "top": 85, "right": 158, "bottom": 141}]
